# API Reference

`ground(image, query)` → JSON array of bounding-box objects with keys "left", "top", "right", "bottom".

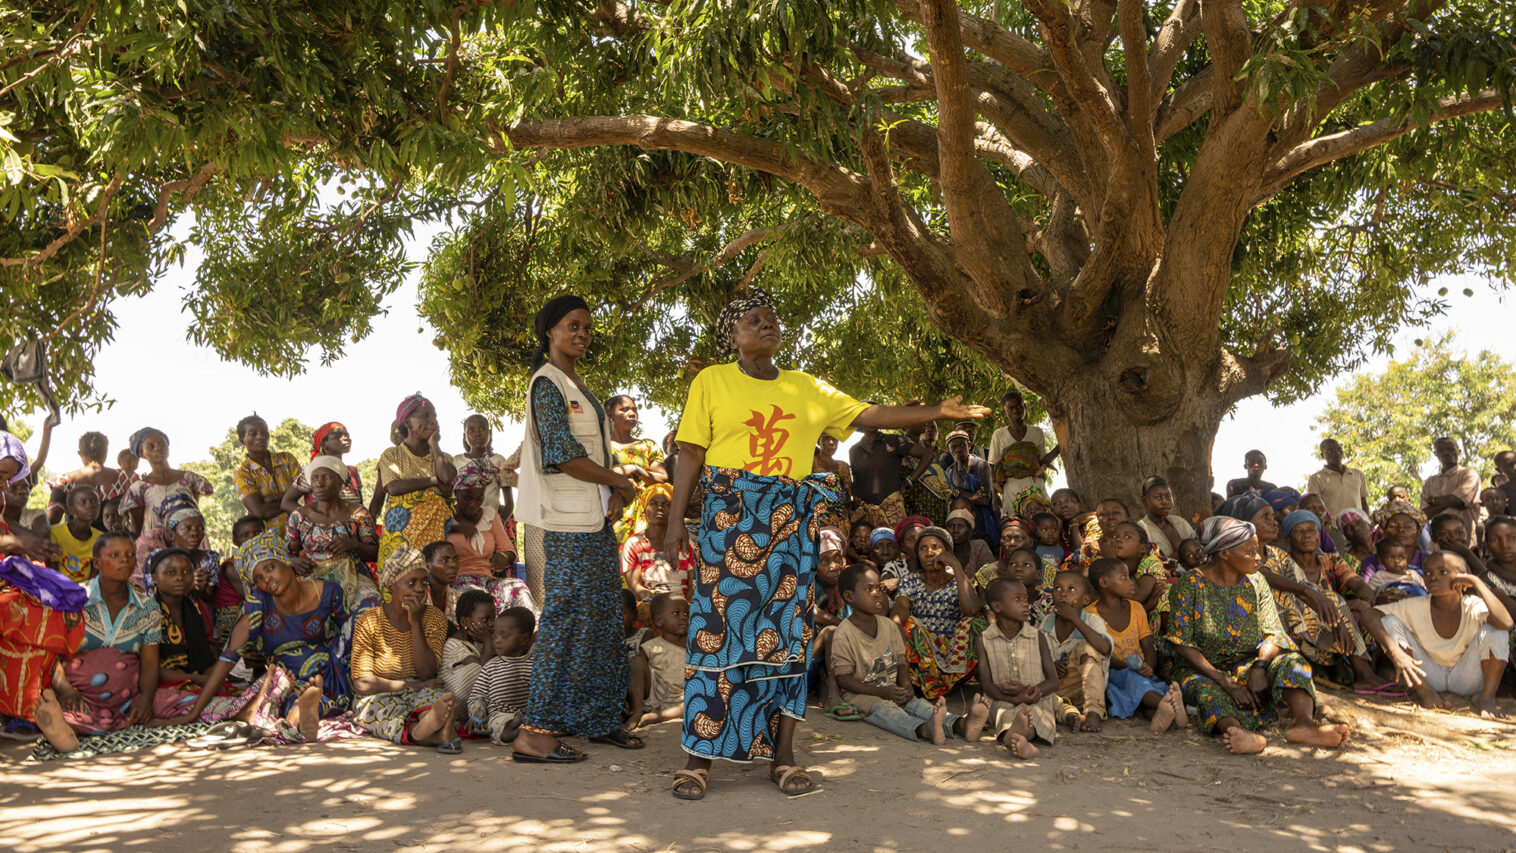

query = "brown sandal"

[
  {"left": 770, "top": 764, "right": 816, "bottom": 796},
  {"left": 672, "top": 768, "right": 708, "bottom": 801}
]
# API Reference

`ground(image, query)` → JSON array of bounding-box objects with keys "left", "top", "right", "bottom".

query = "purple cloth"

[
  {"left": 0, "top": 555, "right": 88, "bottom": 612},
  {"left": 0, "top": 431, "right": 29, "bottom": 484}
]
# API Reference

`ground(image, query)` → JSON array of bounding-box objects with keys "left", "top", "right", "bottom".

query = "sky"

[{"left": 7, "top": 223, "right": 1510, "bottom": 498}]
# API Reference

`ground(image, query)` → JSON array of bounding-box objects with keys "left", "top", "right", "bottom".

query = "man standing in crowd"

[
  {"left": 1307, "top": 438, "right": 1369, "bottom": 518},
  {"left": 1422, "top": 437, "right": 1481, "bottom": 547}
]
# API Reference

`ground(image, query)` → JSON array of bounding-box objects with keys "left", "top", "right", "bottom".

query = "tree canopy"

[
  {"left": 4, "top": 0, "right": 1514, "bottom": 504},
  {"left": 1314, "top": 331, "right": 1516, "bottom": 505}
]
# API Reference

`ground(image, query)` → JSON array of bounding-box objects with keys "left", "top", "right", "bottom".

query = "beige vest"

[{"left": 515, "top": 362, "right": 616, "bottom": 533}]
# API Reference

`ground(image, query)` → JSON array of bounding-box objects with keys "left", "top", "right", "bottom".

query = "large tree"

[{"left": 4, "top": 1, "right": 1514, "bottom": 509}]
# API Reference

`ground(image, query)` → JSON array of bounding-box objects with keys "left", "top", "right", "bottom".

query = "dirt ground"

[{"left": 2, "top": 690, "right": 1514, "bottom": 853}]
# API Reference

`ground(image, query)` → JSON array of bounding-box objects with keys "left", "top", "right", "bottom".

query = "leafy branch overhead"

[{"left": 3, "top": 0, "right": 1513, "bottom": 503}]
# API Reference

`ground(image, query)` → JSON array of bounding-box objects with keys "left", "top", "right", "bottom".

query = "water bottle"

[{"left": 1126, "top": 653, "right": 1144, "bottom": 672}]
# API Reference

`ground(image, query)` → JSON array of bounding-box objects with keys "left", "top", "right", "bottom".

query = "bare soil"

[{"left": 3, "top": 691, "right": 1514, "bottom": 853}]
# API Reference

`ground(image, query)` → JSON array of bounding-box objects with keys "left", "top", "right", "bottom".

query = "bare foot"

[
  {"left": 410, "top": 693, "right": 456, "bottom": 744},
  {"left": 286, "top": 675, "right": 323, "bottom": 742},
  {"left": 1472, "top": 697, "right": 1508, "bottom": 719},
  {"left": 1410, "top": 685, "right": 1450, "bottom": 710},
  {"left": 1220, "top": 726, "right": 1266, "bottom": 754},
  {"left": 963, "top": 694, "right": 991, "bottom": 742},
  {"left": 1168, "top": 686, "right": 1189, "bottom": 729},
  {"left": 1149, "top": 694, "right": 1177, "bottom": 733},
  {"left": 33, "top": 690, "right": 79, "bottom": 753},
  {"left": 1078, "top": 711, "right": 1102, "bottom": 733},
  {"left": 1000, "top": 730, "right": 1040, "bottom": 759},
  {"left": 928, "top": 697, "right": 948, "bottom": 745},
  {"left": 1284, "top": 721, "right": 1350, "bottom": 748}
]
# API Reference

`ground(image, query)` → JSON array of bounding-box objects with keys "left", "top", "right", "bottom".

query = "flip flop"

[
  {"left": 588, "top": 728, "right": 645, "bottom": 749},
  {"left": 435, "top": 736, "right": 463, "bottom": 755},
  {"left": 1355, "top": 682, "right": 1408, "bottom": 697},
  {"left": 186, "top": 721, "right": 252, "bottom": 750},
  {"left": 512, "top": 743, "right": 588, "bottom": 764},
  {"left": 824, "top": 703, "right": 864, "bottom": 722}
]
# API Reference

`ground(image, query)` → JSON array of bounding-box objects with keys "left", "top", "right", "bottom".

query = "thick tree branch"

[
  {"left": 0, "top": 173, "right": 122, "bottom": 268},
  {"left": 1148, "top": 0, "right": 1201, "bottom": 102},
  {"left": 147, "top": 164, "right": 220, "bottom": 233},
  {"left": 1118, "top": 0, "right": 1156, "bottom": 158},
  {"left": 1024, "top": 0, "right": 1127, "bottom": 156},
  {"left": 1199, "top": 0, "right": 1252, "bottom": 112},
  {"left": 1260, "top": 90, "right": 1510, "bottom": 197},
  {"left": 894, "top": 0, "right": 1058, "bottom": 90}
]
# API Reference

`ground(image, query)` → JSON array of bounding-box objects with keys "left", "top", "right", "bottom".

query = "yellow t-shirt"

[
  {"left": 675, "top": 363, "right": 868, "bottom": 478},
  {"left": 50, "top": 522, "right": 100, "bottom": 583}
]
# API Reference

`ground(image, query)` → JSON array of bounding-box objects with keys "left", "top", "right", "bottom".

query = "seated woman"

[
  {"left": 119, "top": 428, "right": 213, "bottom": 573},
  {"left": 350, "top": 547, "right": 461, "bottom": 753},
  {"left": 168, "top": 531, "right": 362, "bottom": 742},
  {"left": 890, "top": 526, "right": 983, "bottom": 699},
  {"left": 285, "top": 456, "right": 382, "bottom": 613},
  {"left": 1360, "top": 551, "right": 1511, "bottom": 717},
  {"left": 1136, "top": 476, "right": 1195, "bottom": 560},
  {"left": 153, "top": 505, "right": 221, "bottom": 600},
  {"left": 1358, "top": 504, "right": 1428, "bottom": 580},
  {"left": 148, "top": 549, "right": 218, "bottom": 691},
  {"left": 31, "top": 532, "right": 203, "bottom": 754},
  {"left": 1268, "top": 509, "right": 1392, "bottom": 692},
  {"left": 1164, "top": 516, "right": 1349, "bottom": 754},
  {"left": 1334, "top": 509, "right": 1376, "bottom": 575},
  {"left": 620, "top": 483, "right": 696, "bottom": 602},
  {"left": 945, "top": 508, "right": 996, "bottom": 576},
  {"left": 444, "top": 459, "right": 532, "bottom": 615},
  {"left": 878, "top": 515, "right": 930, "bottom": 595}
]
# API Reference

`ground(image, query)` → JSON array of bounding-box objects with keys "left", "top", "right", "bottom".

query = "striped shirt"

[
  {"left": 350, "top": 606, "right": 447, "bottom": 680},
  {"left": 469, "top": 650, "right": 534, "bottom": 718}
]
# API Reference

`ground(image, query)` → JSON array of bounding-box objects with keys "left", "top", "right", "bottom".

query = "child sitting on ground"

[
  {"left": 623, "top": 589, "right": 654, "bottom": 727},
  {"left": 442, "top": 590, "right": 496, "bottom": 724},
  {"left": 1366, "top": 539, "right": 1426, "bottom": 604},
  {"left": 631, "top": 592, "right": 688, "bottom": 728},
  {"left": 1087, "top": 557, "right": 1186, "bottom": 731},
  {"left": 1032, "top": 512, "right": 1067, "bottom": 565},
  {"left": 467, "top": 606, "right": 535, "bottom": 743},
  {"left": 831, "top": 564, "right": 990, "bottom": 743},
  {"left": 1041, "top": 570, "right": 1112, "bottom": 733},
  {"left": 1177, "top": 538, "right": 1204, "bottom": 572},
  {"left": 973, "top": 577, "right": 1062, "bottom": 759},
  {"left": 213, "top": 516, "right": 264, "bottom": 645}
]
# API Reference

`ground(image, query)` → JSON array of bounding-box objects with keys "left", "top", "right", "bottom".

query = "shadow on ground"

[{"left": 2, "top": 690, "right": 1513, "bottom": 852}]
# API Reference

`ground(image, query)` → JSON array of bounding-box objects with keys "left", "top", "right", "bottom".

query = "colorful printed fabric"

[
  {"left": 31, "top": 721, "right": 214, "bottom": 762},
  {"left": 993, "top": 440, "right": 1043, "bottom": 488},
  {"left": 901, "top": 458, "right": 951, "bottom": 526},
  {"left": 155, "top": 594, "right": 216, "bottom": 674},
  {"left": 900, "top": 613, "right": 986, "bottom": 700},
  {"left": 285, "top": 506, "right": 382, "bottom": 611},
  {"left": 59, "top": 647, "right": 200, "bottom": 734},
  {"left": 682, "top": 464, "right": 836, "bottom": 762},
  {"left": 377, "top": 444, "right": 452, "bottom": 570},
  {"left": 620, "top": 532, "right": 697, "bottom": 599},
  {"left": 854, "top": 491, "right": 908, "bottom": 530},
  {"left": 612, "top": 438, "right": 666, "bottom": 540},
  {"left": 352, "top": 686, "right": 449, "bottom": 743},
  {"left": 1162, "top": 570, "right": 1315, "bottom": 734},
  {"left": 0, "top": 555, "right": 87, "bottom": 611},
  {"left": 229, "top": 579, "right": 354, "bottom": 716},
  {"left": 0, "top": 583, "right": 86, "bottom": 718},
  {"left": 79, "top": 577, "right": 162, "bottom": 654},
  {"left": 1268, "top": 547, "right": 1368, "bottom": 665},
  {"left": 444, "top": 574, "right": 534, "bottom": 623},
  {"left": 119, "top": 472, "right": 213, "bottom": 534},
  {"left": 233, "top": 451, "right": 302, "bottom": 536},
  {"left": 196, "top": 663, "right": 365, "bottom": 743}
]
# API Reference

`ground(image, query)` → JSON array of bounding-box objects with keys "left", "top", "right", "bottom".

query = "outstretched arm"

[{"left": 852, "top": 397, "right": 991, "bottom": 430}]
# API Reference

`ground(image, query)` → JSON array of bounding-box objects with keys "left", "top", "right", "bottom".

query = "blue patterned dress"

[
  {"left": 520, "top": 378, "right": 627, "bottom": 739},
  {"left": 235, "top": 579, "right": 353, "bottom": 717}
]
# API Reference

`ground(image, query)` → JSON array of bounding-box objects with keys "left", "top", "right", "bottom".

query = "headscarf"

[
  {"left": 165, "top": 507, "right": 202, "bottom": 532},
  {"left": 1217, "top": 492, "right": 1269, "bottom": 524},
  {"left": 310, "top": 422, "right": 345, "bottom": 461},
  {"left": 235, "top": 530, "right": 290, "bottom": 580},
  {"left": 946, "top": 507, "right": 976, "bottom": 527},
  {"left": 1336, "top": 508, "right": 1368, "bottom": 530},
  {"left": 452, "top": 456, "right": 499, "bottom": 492},
  {"left": 1374, "top": 499, "right": 1426, "bottom": 531},
  {"left": 893, "top": 515, "right": 931, "bottom": 545},
  {"left": 1198, "top": 515, "right": 1256, "bottom": 555},
  {"left": 1011, "top": 485, "right": 1053, "bottom": 520},
  {"left": 129, "top": 427, "right": 168, "bottom": 458},
  {"left": 153, "top": 492, "right": 198, "bottom": 525},
  {"left": 917, "top": 525, "right": 954, "bottom": 551},
  {"left": 1264, "top": 488, "right": 1301, "bottom": 512},
  {"left": 869, "top": 527, "right": 895, "bottom": 547},
  {"left": 305, "top": 455, "right": 348, "bottom": 485},
  {"left": 532, "top": 294, "right": 592, "bottom": 370},
  {"left": 627, "top": 483, "right": 673, "bottom": 537},
  {"left": 1280, "top": 509, "right": 1320, "bottom": 540},
  {"left": 0, "top": 431, "right": 29, "bottom": 484},
  {"left": 379, "top": 545, "right": 427, "bottom": 589},
  {"left": 395, "top": 393, "right": 429, "bottom": 430},
  {"left": 713, "top": 287, "right": 774, "bottom": 358},
  {"left": 819, "top": 526, "right": 845, "bottom": 555}
]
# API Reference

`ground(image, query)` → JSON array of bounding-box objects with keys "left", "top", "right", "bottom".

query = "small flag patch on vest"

[{"left": 569, "top": 401, "right": 583, "bottom": 414}]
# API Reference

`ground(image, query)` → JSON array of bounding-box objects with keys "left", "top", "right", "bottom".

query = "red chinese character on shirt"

[{"left": 744, "top": 405, "right": 796, "bottom": 476}]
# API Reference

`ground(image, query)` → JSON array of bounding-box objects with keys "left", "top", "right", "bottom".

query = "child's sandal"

[{"left": 672, "top": 768, "right": 708, "bottom": 801}]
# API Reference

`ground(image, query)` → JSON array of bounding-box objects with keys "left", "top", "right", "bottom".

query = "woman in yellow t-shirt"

[{"left": 664, "top": 288, "right": 989, "bottom": 800}]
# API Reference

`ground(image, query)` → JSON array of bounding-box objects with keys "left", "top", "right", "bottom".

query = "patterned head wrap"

[
  {"left": 1264, "top": 488, "right": 1301, "bottom": 512},
  {"left": 893, "top": 515, "right": 931, "bottom": 545},
  {"left": 236, "top": 530, "right": 290, "bottom": 578},
  {"left": 627, "top": 482, "right": 674, "bottom": 536},
  {"left": 532, "top": 294, "right": 592, "bottom": 370},
  {"left": 1198, "top": 515, "right": 1256, "bottom": 555},
  {"left": 129, "top": 427, "right": 168, "bottom": 458},
  {"left": 1336, "top": 508, "right": 1368, "bottom": 529},
  {"left": 0, "top": 431, "right": 29, "bottom": 484},
  {"left": 1217, "top": 492, "right": 1270, "bottom": 524},
  {"left": 818, "top": 526, "right": 845, "bottom": 555},
  {"left": 1010, "top": 485, "right": 1053, "bottom": 520},
  {"left": 713, "top": 287, "right": 775, "bottom": 358},
  {"left": 917, "top": 525, "right": 954, "bottom": 551},
  {"left": 379, "top": 546, "right": 427, "bottom": 589},
  {"left": 395, "top": 393, "right": 430, "bottom": 429},
  {"left": 165, "top": 507, "right": 203, "bottom": 531},
  {"left": 452, "top": 456, "right": 499, "bottom": 491},
  {"left": 1280, "top": 509, "right": 1320, "bottom": 539},
  {"left": 311, "top": 422, "right": 345, "bottom": 461},
  {"left": 869, "top": 527, "right": 895, "bottom": 548},
  {"left": 305, "top": 455, "right": 348, "bottom": 485},
  {"left": 153, "top": 492, "right": 198, "bottom": 524},
  {"left": 1374, "top": 499, "right": 1426, "bottom": 531}
]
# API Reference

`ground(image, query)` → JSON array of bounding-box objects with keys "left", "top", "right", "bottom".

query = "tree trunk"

[{"left": 1054, "top": 356, "right": 1227, "bottom": 524}]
